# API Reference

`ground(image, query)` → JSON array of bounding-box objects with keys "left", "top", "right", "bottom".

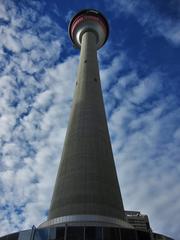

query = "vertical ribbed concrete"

[{"left": 48, "top": 31, "right": 125, "bottom": 221}]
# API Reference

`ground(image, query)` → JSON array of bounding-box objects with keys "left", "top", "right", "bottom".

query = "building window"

[
  {"left": 66, "top": 227, "right": 84, "bottom": 240},
  {"left": 103, "top": 227, "right": 120, "bottom": 240},
  {"left": 85, "top": 227, "right": 102, "bottom": 240},
  {"left": 56, "top": 227, "right": 65, "bottom": 240},
  {"left": 120, "top": 229, "right": 137, "bottom": 240},
  {"left": 136, "top": 230, "right": 151, "bottom": 240}
]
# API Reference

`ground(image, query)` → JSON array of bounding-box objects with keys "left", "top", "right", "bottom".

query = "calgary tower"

[
  {"left": 0, "top": 9, "right": 173, "bottom": 240},
  {"left": 46, "top": 9, "right": 126, "bottom": 226}
]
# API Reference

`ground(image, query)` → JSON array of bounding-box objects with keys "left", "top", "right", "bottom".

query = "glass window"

[
  {"left": 103, "top": 227, "right": 120, "bottom": 240},
  {"left": 136, "top": 230, "right": 151, "bottom": 240},
  {"left": 85, "top": 227, "right": 102, "bottom": 240},
  {"left": 18, "top": 230, "right": 31, "bottom": 240},
  {"left": 56, "top": 227, "right": 65, "bottom": 240},
  {"left": 48, "top": 228, "right": 56, "bottom": 240},
  {"left": 0, "top": 233, "right": 19, "bottom": 240},
  {"left": 120, "top": 228, "right": 137, "bottom": 240},
  {"left": 34, "top": 229, "right": 49, "bottom": 240},
  {"left": 67, "top": 227, "right": 84, "bottom": 240},
  {"left": 0, "top": 237, "right": 6, "bottom": 240}
]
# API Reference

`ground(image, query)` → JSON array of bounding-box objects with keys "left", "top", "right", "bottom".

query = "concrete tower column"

[{"left": 40, "top": 9, "right": 130, "bottom": 229}]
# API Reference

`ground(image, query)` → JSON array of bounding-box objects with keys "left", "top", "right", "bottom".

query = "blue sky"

[{"left": 0, "top": 0, "right": 180, "bottom": 239}]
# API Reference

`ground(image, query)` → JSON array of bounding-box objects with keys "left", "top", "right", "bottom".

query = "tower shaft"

[{"left": 48, "top": 31, "right": 125, "bottom": 221}]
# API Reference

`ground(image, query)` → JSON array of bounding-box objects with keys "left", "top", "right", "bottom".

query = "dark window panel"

[
  {"left": 56, "top": 227, "right": 65, "bottom": 240},
  {"left": 18, "top": 230, "right": 32, "bottom": 240},
  {"left": 34, "top": 229, "right": 49, "bottom": 240},
  {"left": 85, "top": 227, "right": 102, "bottom": 240},
  {"left": 121, "top": 228, "right": 137, "bottom": 240},
  {"left": 103, "top": 227, "right": 120, "bottom": 240},
  {"left": 67, "top": 227, "right": 84, "bottom": 240},
  {"left": 0, "top": 233, "right": 19, "bottom": 240},
  {"left": 136, "top": 230, "right": 151, "bottom": 240}
]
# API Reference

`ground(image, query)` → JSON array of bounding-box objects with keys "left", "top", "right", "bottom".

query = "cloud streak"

[
  {"left": 0, "top": 0, "right": 78, "bottom": 235},
  {"left": 100, "top": 53, "right": 180, "bottom": 238},
  {"left": 107, "top": 0, "right": 180, "bottom": 46}
]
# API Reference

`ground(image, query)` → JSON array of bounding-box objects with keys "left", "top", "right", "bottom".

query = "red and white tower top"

[{"left": 69, "top": 9, "right": 109, "bottom": 49}]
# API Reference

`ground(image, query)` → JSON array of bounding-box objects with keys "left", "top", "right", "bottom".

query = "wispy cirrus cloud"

[
  {"left": 106, "top": 0, "right": 180, "bottom": 46},
  {"left": 0, "top": 0, "right": 78, "bottom": 236},
  {"left": 100, "top": 53, "right": 180, "bottom": 238}
]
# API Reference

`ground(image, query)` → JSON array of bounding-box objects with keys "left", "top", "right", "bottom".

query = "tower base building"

[
  {"left": 0, "top": 9, "right": 174, "bottom": 240},
  {"left": 0, "top": 214, "right": 174, "bottom": 240}
]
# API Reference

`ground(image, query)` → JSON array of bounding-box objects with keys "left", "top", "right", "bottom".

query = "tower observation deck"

[{"left": 0, "top": 9, "right": 174, "bottom": 240}]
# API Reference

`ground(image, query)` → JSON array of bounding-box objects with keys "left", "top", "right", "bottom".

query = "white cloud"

[
  {"left": 108, "top": 77, "right": 180, "bottom": 238},
  {"left": 65, "top": 10, "right": 75, "bottom": 23},
  {"left": 100, "top": 54, "right": 125, "bottom": 91},
  {"left": 156, "top": 20, "right": 180, "bottom": 46},
  {"left": 128, "top": 74, "right": 160, "bottom": 104},
  {"left": 108, "top": 0, "right": 180, "bottom": 46},
  {"left": 0, "top": 0, "right": 78, "bottom": 236},
  {"left": 0, "top": 28, "right": 22, "bottom": 53},
  {"left": 100, "top": 49, "right": 180, "bottom": 238},
  {"left": 0, "top": 2, "right": 9, "bottom": 21}
]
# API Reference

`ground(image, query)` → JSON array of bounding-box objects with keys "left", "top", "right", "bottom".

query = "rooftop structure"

[{"left": 125, "top": 211, "right": 152, "bottom": 232}]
